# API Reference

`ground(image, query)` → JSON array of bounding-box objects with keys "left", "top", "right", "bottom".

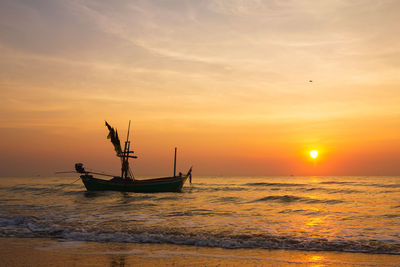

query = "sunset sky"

[{"left": 0, "top": 0, "right": 399, "bottom": 177}]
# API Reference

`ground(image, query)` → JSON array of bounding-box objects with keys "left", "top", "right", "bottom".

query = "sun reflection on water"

[
  {"left": 309, "top": 255, "right": 326, "bottom": 267},
  {"left": 306, "top": 217, "right": 323, "bottom": 226}
]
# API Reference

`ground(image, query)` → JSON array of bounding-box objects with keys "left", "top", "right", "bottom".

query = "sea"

[{"left": 0, "top": 175, "right": 399, "bottom": 255}]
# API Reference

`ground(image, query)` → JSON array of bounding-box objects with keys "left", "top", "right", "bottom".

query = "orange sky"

[{"left": 0, "top": 0, "right": 399, "bottom": 176}]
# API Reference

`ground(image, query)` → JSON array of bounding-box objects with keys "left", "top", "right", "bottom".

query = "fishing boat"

[{"left": 75, "top": 121, "right": 192, "bottom": 193}]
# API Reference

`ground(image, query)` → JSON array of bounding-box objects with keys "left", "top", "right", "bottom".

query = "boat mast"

[{"left": 120, "top": 120, "right": 136, "bottom": 179}]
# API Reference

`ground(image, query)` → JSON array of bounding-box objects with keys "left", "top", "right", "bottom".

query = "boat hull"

[{"left": 81, "top": 175, "right": 188, "bottom": 193}]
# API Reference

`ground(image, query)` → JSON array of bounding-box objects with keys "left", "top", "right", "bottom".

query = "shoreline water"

[{"left": 1, "top": 237, "right": 400, "bottom": 266}]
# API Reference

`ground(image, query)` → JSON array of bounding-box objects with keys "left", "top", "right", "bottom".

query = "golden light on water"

[
  {"left": 310, "top": 150, "right": 319, "bottom": 159},
  {"left": 309, "top": 255, "right": 326, "bottom": 267}
]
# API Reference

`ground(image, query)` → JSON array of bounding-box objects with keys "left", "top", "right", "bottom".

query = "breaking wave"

[{"left": 0, "top": 215, "right": 399, "bottom": 254}]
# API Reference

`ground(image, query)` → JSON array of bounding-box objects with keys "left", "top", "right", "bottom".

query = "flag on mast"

[{"left": 105, "top": 121, "right": 122, "bottom": 155}]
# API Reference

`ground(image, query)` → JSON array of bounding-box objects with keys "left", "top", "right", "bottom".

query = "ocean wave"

[
  {"left": 193, "top": 186, "right": 247, "bottom": 192},
  {"left": 320, "top": 181, "right": 400, "bottom": 189},
  {"left": 369, "top": 184, "right": 400, "bottom": 188},
  {"left": 0, "top": 215, "right": 399, "bottom": 254},
  {"left": 245, "top": 182, "right": 304, "bottom": 187},
  {"left": 319, "top": 181, "right": 355, "bottom": 185},
  {"left": 304, "top": 187, "right": 361, "bottom": 194},
  {"left": 210, "top": 196, "right": 242, "bottom": 204},
  {"left": 278, "top": 209, "right": 314, "bottom": 214},
  {"left": 9, "top": 186, "right": 62, "bottom": 194},
  {"left": 251, "top": 195, "right": 343, "bottom": 204},
  {"left": 383, "top": 214, "right": 400, "bottom": 218}
]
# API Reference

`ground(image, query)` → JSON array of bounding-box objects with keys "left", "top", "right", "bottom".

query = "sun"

[{"left": 310, "top": 150, "right": 318, "bottom": 159}]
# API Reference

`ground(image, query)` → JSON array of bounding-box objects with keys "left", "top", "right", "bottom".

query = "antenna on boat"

[{"left": 173, "top": 147, "right": 177, "bottom": 177}]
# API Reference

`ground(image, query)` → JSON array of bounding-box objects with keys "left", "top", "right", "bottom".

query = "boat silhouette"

[{"left": 75, "top": 121, "right": 192, "bottom": 193}]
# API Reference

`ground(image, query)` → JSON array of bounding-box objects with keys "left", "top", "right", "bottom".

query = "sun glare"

[{"left": 310, "top": 150, "right": 318, "bottom": 159}]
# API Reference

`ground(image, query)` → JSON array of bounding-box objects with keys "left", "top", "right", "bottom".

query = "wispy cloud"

[{"left": 0, "top": 0, "right": 399, "bottom": 175}]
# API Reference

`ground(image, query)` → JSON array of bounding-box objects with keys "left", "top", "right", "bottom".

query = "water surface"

[{"left": 0, "top": 176, "right": 399, "bottom": 254}]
